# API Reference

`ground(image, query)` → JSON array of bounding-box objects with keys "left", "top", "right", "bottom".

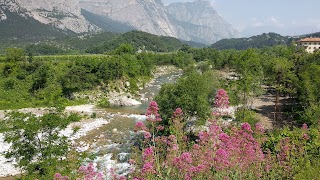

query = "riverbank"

[{"left": 0, "top": 65, "right": 182, "bottom": 179}]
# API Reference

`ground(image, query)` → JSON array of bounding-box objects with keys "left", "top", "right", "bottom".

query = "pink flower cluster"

[
  {"left": 54, "top": 173, "right": 69, "bottom": 180},
  {"left": 133, "top": 120, "right": 267, "bottom": 179},
  {"left": 78, "top": 163, "right": 104, "bottom": 180},
  {"left": 54, "top": 163, "right": 104, "bottom": 180},
  {"left": 141, "top": 147, "right": 156, "bottom": 175},
  {"left": 214, "top": 89, "right": 230, "bottom": 109},
  {"left": 146, "top": 101, "right": 162, "bottom": 122}
]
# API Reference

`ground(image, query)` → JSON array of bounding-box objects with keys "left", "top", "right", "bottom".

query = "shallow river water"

[{"left": 76, "top": 71, "right": 182, "bottom": 177}]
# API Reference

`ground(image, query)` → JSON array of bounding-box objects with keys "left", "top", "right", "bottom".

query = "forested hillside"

[
  {"left": 211, "top": 32, "right": 294, "bottom": 50},
  {"left": 86, "top": 31, "right": 185, "bottom": 53},
  {"left": 0, "top": 30, "right": 206, "bottom": 54}
]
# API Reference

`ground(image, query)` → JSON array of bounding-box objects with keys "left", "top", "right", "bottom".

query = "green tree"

[
  {"left": 5, "top": 47, "right": 25, "bottom": 62},
  {"left": 0, "top": 111, "right": 80, "bottom": 177},
  {"left": 270, "top": 57, "right": 296, "bottom": 121},
  {"left": 155, "top": 71, "right": 219, "bottom": 124},
  {"left": 112, "top": 43, "right": 135, "bottom": 55},
  {"left": 234, "top": 49, "right": 263, "bottom": 109}
]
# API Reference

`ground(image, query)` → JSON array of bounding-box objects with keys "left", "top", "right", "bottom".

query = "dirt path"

[
  {"left": 251, "top": 92, "right": 274, "bottom": 130},
  {"left": 216, "top": 70, "right": 275, "bottom": 130}
]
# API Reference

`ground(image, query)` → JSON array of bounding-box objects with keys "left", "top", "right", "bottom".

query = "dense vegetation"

[
  {"left": 211, "top": 32, "right": 294, "bottom": 50},
  {"left": 1, "top": 39, "right": 320, "bottom": 179},
  {"left": 86, "top": 31, "right": 187, "bottom": 54},
  {"left": 0, "top": 30, "right": 206, "bottom": 54}
]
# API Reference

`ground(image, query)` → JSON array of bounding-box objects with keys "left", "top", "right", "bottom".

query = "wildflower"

[
  {"left": 218, "top": 133, "right": 230, "bottom": 142},
  {"left": 142, "top": 162, "right": 156, "bottom": 175},
  {"left": 135, "top": 121, "right": 147, "bottom": 131},
  {"left": 144, "top": 132, "right": 151, "bottom": 139},
  {"left": 54, "top": 173, "right": 69, "bottom": 180},
  {"left": 180, "top": 152, "right": 192, "bottom": 163},
  {"left": 241, "top": 122, "right": 253, "bottom": 133},
  {"left": 156, "top": 125, "right": 164, "bottom": 131},
  {"left": 214, "top": 148, "right": 229, "bottom": 170},
  {"left": 146, "top": 101, "right": 162, "bottom": 122},
  {"left": 143, "top": 147, "right": 154, "bottom": 161},
  {"left": 302, "top": 133, "right": 309, "bottom": 140},
  {"left": 129, "top": 159, "right": 136, "bottom": 165},
  {"left": 168, "top": 135, "right": 177, "bottom": 142},
  {"left": 255, "top": 123, "right": 265, "bottom": 133},
  {"left": 214, "top": 89, "right": 230, "bottom": 109},
  {"left": 302, "top": 123, "right": 308, "bottom": 130},
  {"left": 173, "top": 108, "right": 183, "bottom": 118}
]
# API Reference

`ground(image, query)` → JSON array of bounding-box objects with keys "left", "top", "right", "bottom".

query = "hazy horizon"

[{"left": 162, "top": 0, "right": 320, "bottom": 37}]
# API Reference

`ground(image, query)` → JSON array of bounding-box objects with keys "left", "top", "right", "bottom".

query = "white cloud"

[
  {"left": 267, "top": 16, "right": 280, "bottom": 24},
  {"left": 250, "top": 16, "right": 284, "bottom": 28}
]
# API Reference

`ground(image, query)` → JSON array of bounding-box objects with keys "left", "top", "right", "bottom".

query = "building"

[{"left": 297, "top": 38, "right": 320, "bottom": 53}]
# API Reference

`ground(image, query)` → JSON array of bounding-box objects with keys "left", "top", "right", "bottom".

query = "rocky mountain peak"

[
  {"left": 166, "top": 0, "right": 240, "bottom": 42},
  {"left": 0, "top": 0, "right": 99, "bottom": 33}
]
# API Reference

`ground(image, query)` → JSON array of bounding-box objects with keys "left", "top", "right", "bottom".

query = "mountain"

[
  {"left": 81, "top": 9, "right": 135, "bottom": 33},
  {"left": 79, "top": 0, "right": 188, "bottom": 39},
  {"left": 210, "top": 32, "right": 294, "bottom": 50},
  {"left": 0, "top": 0, "right": 238, "bottom": 45},
  {"left": 0, "top": 0, "right": 99, "bottom": 34},
  {"left": 79, "top": 0, "right": 238, "bottom": 44},
  {"left": 86, "top": 30, "right": 198, "bottom": 54},
  {"left": 166, "top": 0, "right": 240, "bottom": 44}
]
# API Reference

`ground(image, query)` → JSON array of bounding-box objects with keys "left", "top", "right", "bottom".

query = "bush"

[
  {"left": 97, "top": 97, "right": 110, "bottom": 108},
  {"left": 1, "top": 110, "right": 81, "bottom": 178}
]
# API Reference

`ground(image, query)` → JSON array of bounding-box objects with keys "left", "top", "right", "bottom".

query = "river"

[
  {"left": 0, "top": 69, "right": 182, "bottom": 179},
  {"left": 75, "top": 70, "right": 182, "bottom": 177}
]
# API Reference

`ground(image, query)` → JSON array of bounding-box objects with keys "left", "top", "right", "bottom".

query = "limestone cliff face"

[
  {"left": 0, "top": 0, "right": 99, "bottom": 33},
  {"left": 0, "top": 0, "right": 239, "bottom": 44},
  {"left": 79, "top": 0, "right": 189, "bottom": 40},
  {"left": 79, "top": 0, "right": 239, "bottom": 44},
  {"left": 166, "top": 1, "right": 240, "bottom": 43}
]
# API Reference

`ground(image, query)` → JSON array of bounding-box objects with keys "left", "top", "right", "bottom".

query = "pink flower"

[
  {"left": 135, "top": 121, "right": 147, "bottom": 131},
  {"left": 129, "top": 159, "right": 136, "bottom": 165},
  {"left": 241, "top": 123, "right": 253, "bottom": 133},
  {"left": 78, "top": 166, "right": 86, "bottom": 174},
  {"left": 219, "top": 133, "right": 230, "bottom": 142},
  {"left": 54, "top": 173, "right": 69, "bottom": 180},
  {"left": 214, "top": 89, "right": 230, "bottom": 109},
  {"left": 302, "top": 123, "right": 308, "bottom": 130},
  {"left": 142, "top": 162, "right": 156, "bottom": 175},
  {"left": 156, "top": 125, "right": 164, "bottom": 131},
  {"left": 214, "top": 148, "right": 229, "bottom": 170},
  {"left": 303, "top": 133, "right": 309, "bottom": 140},
  {"left": 143, "top": 147, "right": 154, "bottom": 161},
  {"left": 146, "top": 101, "right": 162, "bottom": 122},
  {"left": 255, "top": 123, "right": 265, "bottom": 133},
  {"left": 144, "top": 132, "right": 151, "bottom": 139},
  {"left": 173, "top": 108, "right": 183, "bottom": 118},
  {"left": 180, "top": 152, "right": 192, "bottom": 163}
]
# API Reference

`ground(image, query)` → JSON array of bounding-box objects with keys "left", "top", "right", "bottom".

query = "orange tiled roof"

[{"left": 298, "top": 38, "right": 320, "bottom": 42}]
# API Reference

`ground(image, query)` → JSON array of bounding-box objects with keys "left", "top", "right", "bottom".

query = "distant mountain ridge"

[
  {"left": 79, "top": 0, "right": 239, "bottom": 44},
  {"left": 210, "top": 32, "right": 295, "bottom": 50},
  {"left": 0, "top": 0, "right": 239, "bottom": 44},
  {"left": 0, "top": 0, "right": 99, "bottom": 33},
  {"left": 166, "top": 1, "right": 240, "bottom": 44}
]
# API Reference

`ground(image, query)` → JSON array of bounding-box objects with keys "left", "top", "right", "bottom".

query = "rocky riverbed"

[{"left": 0, "top": 66, "right": 182, "bottom": 178}]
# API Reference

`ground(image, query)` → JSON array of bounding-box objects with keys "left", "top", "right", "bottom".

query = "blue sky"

[{"left": 162, "top": 0, "right": 320, "bottom": 37}]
